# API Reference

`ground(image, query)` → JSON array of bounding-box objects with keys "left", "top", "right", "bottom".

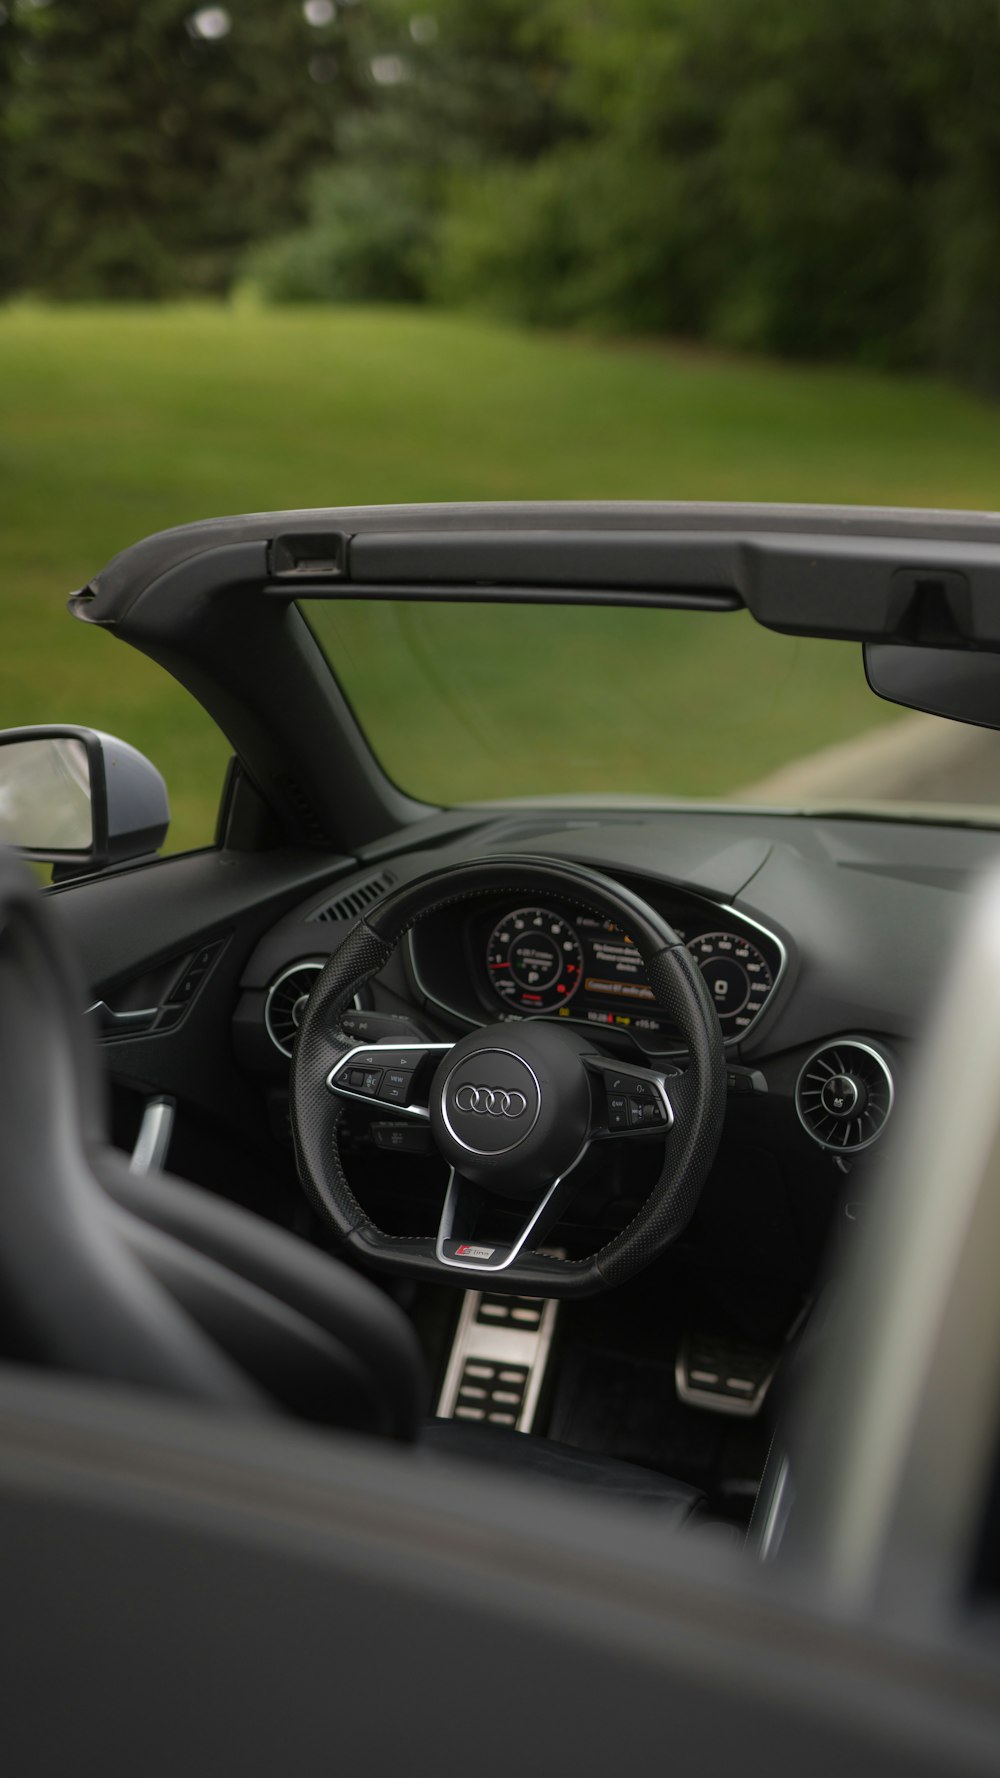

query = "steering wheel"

[{"left": 291, "top": 857, "right": 726, "bottom": 1296}]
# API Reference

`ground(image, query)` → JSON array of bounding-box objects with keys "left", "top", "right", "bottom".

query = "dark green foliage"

[
  {"left": 246, "top": 0, "right": 567, "bottom": 304},
  {"left": 327, "top": 0, "right": 1000, "bottom": 392},
  {"left": 244, "top": 158, "right": 430, "bottom": 303},
  {"left": 0, "top": 3, "right": 22, "bottom": 295},
  {"left": 5, "top": 0, "right": 362, "bottom": 298},
  {"left": 4, "top": 0, "right": 1000, "bottom": 391},
  {"left": 429, "top": 0, "right": 963, "bottom": 363}
]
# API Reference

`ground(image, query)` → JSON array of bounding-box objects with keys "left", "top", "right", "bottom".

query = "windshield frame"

[{"left": 76, "top": 502, "right": 1000, "bottom": 852}]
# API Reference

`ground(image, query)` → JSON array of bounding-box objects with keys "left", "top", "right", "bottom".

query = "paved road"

[{"left": 736, "top": 712, "right": 1000, "bottom": 812}]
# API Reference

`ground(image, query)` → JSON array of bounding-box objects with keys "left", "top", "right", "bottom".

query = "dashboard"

[{"left": 54, "top": 797, "right": 1000, "bottom": 1293}]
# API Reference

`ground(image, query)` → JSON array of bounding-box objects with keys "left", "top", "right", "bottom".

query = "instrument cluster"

[{"left": 408, "top": 888, "right": 786, "bottom": 1051}]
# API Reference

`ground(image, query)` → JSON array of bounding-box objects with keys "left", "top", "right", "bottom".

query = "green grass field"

[{"left": 4, "top": 302, "right": 1000, "bottom": 846}]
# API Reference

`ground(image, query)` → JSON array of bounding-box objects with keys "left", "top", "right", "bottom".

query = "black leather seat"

[{"left": 424, "top": 1419, "right": 702, "bottom": 1518}]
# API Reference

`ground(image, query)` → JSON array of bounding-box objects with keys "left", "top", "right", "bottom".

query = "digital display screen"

[
  {"left": 481, "top": 901, "right": 779, "bottom": 1039},
  {"left": 561, "top": 915, "right": 670, "bottom": 1033}
]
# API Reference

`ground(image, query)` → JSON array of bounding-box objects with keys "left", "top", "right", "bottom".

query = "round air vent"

[
  {"left": 795, "top": 1040, "right": 894, "bottom": 1153},
  {"left": 264, "top": 960, "right": 326, "bottom": 1057}
]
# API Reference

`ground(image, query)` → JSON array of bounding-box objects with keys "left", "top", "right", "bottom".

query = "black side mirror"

[{"left": 0, "top": 726, "right": 169, "bottom": 875}]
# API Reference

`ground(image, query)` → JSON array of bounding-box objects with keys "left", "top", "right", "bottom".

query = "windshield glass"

[{"left": 303, "top": 599, "right": 995, "bottom": 812}]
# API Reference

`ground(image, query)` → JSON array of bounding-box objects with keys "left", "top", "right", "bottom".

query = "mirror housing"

[
  {"left": 864, "top": 644, "right": 1000, "bottom": 732},
  {"left": 0, "top": 726, "right": 170, "bottom": 874}
]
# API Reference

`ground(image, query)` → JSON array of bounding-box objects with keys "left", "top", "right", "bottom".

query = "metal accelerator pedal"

[{"left": 675, "top": 1330, "right": 780, "bottom": 1417}]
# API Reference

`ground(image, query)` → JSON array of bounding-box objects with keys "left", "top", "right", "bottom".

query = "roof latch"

[{"left": 268, "top": 533, "right": 348, "bottom": 579}]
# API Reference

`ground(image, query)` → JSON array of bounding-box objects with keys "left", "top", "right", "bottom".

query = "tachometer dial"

[
  {"left": 687, "top": 931, "right": 774, "bottom": 1033},
  {"left": 486, "top": 907, "right": 583, "bottom": 1014}
]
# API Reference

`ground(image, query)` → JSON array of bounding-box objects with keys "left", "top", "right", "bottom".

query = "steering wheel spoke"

[
  {"left": 435, "top": 1148, "right": 588, "bottom": 1275},
  {"left": 327, "top": 1040, "right": 454, "bottom": 1120}
]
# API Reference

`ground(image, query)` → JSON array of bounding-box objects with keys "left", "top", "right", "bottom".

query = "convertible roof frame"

[{"left": 71, "top": 503, "right": 1000, "bottom": 854}]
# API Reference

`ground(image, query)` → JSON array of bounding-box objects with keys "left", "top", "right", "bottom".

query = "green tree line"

[
  {"left": 0, "top": 0, "right": 371, "bottom": 297},
  {"left": 3, "top": 0, "right": 1000, "bottom": 389}
]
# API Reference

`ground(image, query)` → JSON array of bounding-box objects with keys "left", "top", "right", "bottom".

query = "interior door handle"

[{"left": 87, "top": 1000, "right": 160, "bottom": 1036}]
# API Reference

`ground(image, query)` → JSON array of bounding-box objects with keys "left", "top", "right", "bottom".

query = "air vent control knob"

[{"left": 820, "top": 1073, "right": 867, "bottom": 1118}]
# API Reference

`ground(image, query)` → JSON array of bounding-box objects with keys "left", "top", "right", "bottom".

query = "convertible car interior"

[{"left": 2, "top": 502, "right": 1000, "bottom": 1771}]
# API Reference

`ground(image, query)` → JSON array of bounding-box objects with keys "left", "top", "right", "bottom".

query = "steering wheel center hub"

[
  {"left": 430, "top": 1022, "right": 592, "bottom": 1197},
  {"left": 441, "top": 1047, "right": 541, "bottom": 1157}
]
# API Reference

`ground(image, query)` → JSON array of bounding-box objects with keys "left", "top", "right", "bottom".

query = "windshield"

[{"left": 303, "top": 598, "right": 996, "bottom": 813}]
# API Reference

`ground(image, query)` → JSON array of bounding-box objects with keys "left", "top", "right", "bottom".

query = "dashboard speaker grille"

[
  {"left": 308, "top": 870, "right": 395, "bottom": 924},
  {"left": 264, "top": 960, "right": 326, "bottom": 1057},
  {"left": 795, "top": 1040, "right": 894, "bottom": 1152}
]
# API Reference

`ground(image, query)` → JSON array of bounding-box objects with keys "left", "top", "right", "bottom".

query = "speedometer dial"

[
  {"left": 486, "top": 907, "right": 583, "bottom": 1014},
  {"left": 687, "top": 932, "right": 774, "bottom": 1032}
]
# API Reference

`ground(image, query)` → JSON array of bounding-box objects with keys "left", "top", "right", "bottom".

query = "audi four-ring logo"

[{"left": 453, "top": 1083, "right": 529, "bottom": 1118}]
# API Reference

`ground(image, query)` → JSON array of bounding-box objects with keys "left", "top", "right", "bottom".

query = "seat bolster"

[{"left": 100, "top": 1149, "right": 427, "bottom": 1440}]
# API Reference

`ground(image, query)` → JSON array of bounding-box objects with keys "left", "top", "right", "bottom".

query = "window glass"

[{"left": 303, "top": 599, "right": 969, "bottom": 810}]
